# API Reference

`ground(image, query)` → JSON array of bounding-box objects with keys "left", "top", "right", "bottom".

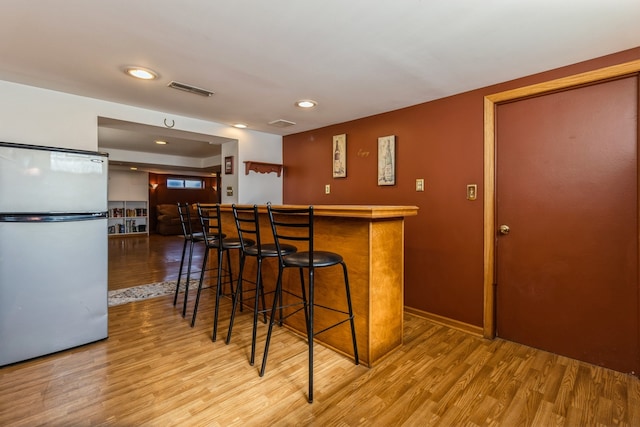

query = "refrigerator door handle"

[{"left": 0, "top": 212, "right": 108, "bottom": 222}]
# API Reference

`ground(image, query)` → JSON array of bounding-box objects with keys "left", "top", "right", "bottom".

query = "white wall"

[
  {"left": 219, "top": 126, "right": 283, "bottom": 205},
  {"left": 237, "top": 130, "right": 283, "bottom": 204},
  {"left": 0, "top": 80, "right": 283, "bottom": 204},
  {"left": 108, "top": 170, "right": 149, "bottom": 201},
  {"left": 220, "top": 139, "right": 239, "bottom": 204}
]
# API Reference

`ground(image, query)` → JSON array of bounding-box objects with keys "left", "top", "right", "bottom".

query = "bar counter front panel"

[{"left": 219, "top": 205, "right": 418, "bottom": 367}]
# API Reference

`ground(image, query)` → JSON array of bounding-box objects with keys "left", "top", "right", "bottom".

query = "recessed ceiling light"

[
  {"left": 233, "top": 123, "right": 248, "bottom": 129},
  {"left": 130, "top": 167, "right": 138, "bottom": 170},
  {"left": 296, "top": 100, "right": 317, "bottom": 109},
  {"left": 124, "top": 66, "right": 159, "bottom": 80},
  {"left": 155, "top": 140, "right": 168, "bottom": 145}
]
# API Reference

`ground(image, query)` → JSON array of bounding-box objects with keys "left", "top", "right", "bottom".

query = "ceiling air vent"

[
  {"left": 167, "top": 81, "right": 214, "bottom": 97},
  {"left": 268, "top": 119, "right": 296, "bottom": 128}
]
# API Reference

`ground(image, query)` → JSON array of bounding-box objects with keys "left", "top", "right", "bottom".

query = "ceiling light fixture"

[
  {"left": 296, "top": 99, "right": 317, "bottom": 109},
  {"left": 233, "top": 123, "right": 247, "bottom": 129},
  {"left": 124, "top": 66, "right": 159, "bottom": 80},
  {"left": 155, "top": 140, "right": 168, "bottom": 145}
]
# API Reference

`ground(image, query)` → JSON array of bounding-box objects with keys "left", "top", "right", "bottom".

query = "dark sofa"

[{"left": 156, "top": 203, "right": 203, "bottom": 235}]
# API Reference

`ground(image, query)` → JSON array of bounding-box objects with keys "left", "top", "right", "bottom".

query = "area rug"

[{"left": 108, "top": 280, "right": 198, "bottom": 307}]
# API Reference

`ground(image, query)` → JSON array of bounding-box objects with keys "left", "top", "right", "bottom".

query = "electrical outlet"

[
  {"left": 325, "top": 184, "right": 331, "bottom": 194},
  {"left": 416, "top": 179, "right": 424, "bottom": 192}
]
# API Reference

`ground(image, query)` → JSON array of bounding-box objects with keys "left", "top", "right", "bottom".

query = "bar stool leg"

[
  {"left": 308, "top": 269, "right": 315, "bottom": 403},
  {"left": 259, "top": 267, "right": 283, "bottom": 377},
  {"left": 174, "top": 237, "right": 188, "bottom": 306},
  {"left": 342, "top": 262, "right": 359, "bottom": 364},
  {"left": 298, "top": 268, "right": 310, "bottom": 331},
  {"left": 210, "top": 248, "right": 226, "bottom": 340},
  {"left": 181, "top": 239, "right": 197, "bottom": 317},
  {"left": 259, "top": 269, "right": 268, "bottom": 323},
  {"left": 225, "top": 248, "right": 234, "bottom": 297},
  {"left": 249, "top": 257, "right": 264, "bottom": 365},
  {"left": 226, "top": 251, "right": 246, "bottom": 345},
  {"left": 191, "top": 246, "right": 209, "bottom": 326},
  {"left": 226, "top": 251, "right": 270, "bottom": 365}
]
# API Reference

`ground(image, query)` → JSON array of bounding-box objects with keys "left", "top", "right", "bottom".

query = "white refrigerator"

[{"left": 0, "top": 141, "right": 109, "bottom": 366}]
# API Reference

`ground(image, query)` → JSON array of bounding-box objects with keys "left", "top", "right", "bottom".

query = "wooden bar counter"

[{"left": 219, "top": 205, "right": 418, "bottom": 367}]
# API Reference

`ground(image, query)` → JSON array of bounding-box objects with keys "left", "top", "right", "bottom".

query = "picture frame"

[
  {"left": 332, "top": 134, "right": 347, "bottom": 178},
  {"left": 377, "top": 135, "right": 396, "bottom": 185},
  {"left": 224, "top": 156, "right": 234, "bottom": 175}
]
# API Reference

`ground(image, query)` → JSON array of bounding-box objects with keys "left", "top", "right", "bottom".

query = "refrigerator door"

[
  {"left": 0, "top": 143, "right": 108, "bottom": 213},
  {"left": 0, "top": 218, "right": 108, "bottom": 366}
]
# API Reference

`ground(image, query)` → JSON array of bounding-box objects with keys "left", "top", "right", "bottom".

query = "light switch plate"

[
  {"left": 466, "top": 184, "right": 477, "bottom": 200},
  {"left": 416, "top": 179, "right": 424, "bottom": 192},
  {"left": 325, "top": 184, "right": 331, "bottom": 194}
]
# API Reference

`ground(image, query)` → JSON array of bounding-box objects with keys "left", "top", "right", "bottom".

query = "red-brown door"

[{"left": 496, "top": 75, "right": 639, "bottom": 373}]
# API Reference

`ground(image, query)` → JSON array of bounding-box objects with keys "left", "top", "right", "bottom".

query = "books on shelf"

[
  {"left": 108, "top": 202, "right": 148, "bottom": 235},
  {"left": 110, "top": 208, "right": 124, "bottom": 217},
  {"left": 109, "top": 208, "right": 147, "bottom": 218}
]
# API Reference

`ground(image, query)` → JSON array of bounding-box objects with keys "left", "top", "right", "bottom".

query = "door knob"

[{"left": 499, "top": 224, "right": 510, "bottom": 235}]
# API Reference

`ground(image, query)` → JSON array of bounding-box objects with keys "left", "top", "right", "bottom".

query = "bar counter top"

[{"left": 220, "top": 204, "right": 418, "bottom": 219}]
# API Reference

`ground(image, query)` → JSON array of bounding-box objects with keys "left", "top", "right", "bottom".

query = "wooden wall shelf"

[{"left": 244, "top": 161, "right": 283, "bottom": 177}]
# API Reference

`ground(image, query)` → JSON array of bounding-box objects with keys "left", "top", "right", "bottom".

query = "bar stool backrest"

[
  {"left": 232, "top": 204, "right": 263, "bottom": 253},
  {"left": 196, "top": 203, "right": 224, "bottom": 242},
  {"left": 177, "top": 202, "right": 201, "bottom": 238},
  {"left": 177, "top": 202, "right": 191, "bottom": 237},
  {"left": 266, "top": 204, "right": 314, "bottom": 263}
]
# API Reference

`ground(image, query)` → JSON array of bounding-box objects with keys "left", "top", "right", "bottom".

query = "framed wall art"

[
  {"left": 224, "top": 156, "right": 234, "bottom": 175},
  {"left": 377, "top": 135, "right": 396, "bottom": 185},
  {"left": 332, "top": 134, "right": 347, "bottom": 178}
]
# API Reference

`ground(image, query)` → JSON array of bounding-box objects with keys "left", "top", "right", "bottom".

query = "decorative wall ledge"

[{"left": 244, "top": 161, "right": 283, "bottom": 177}]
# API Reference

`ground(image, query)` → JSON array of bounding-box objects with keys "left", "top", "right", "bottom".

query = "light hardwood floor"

[{"left": 1, "top": 234, "right": 639, "bottom": 426}]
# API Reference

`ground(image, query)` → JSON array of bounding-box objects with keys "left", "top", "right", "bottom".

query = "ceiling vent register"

[
  {"left": 268, "top": 119, "right": 296, "bottom": 128},
  {"left": 167, "top": 81, "right": 214, "bottom": 97}
]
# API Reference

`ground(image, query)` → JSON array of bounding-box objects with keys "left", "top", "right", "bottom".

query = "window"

[
  {"left": 166, "top": 178, "right": 204, "bottom": 189},
  {"left": 184, "top": 180, "right": 203, "bottom": 189}
]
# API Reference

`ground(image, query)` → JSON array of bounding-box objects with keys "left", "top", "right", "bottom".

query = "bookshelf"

[{"left": 108, "top": 201, "right": 148, "bottom": 235}]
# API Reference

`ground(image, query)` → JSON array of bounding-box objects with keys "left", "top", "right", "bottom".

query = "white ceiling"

[
  {"left": 97, "top": 117, "right": 231, "bottom": 175},
  {"left": 1, "top": 0, "right": 639, "bottom": 163}
]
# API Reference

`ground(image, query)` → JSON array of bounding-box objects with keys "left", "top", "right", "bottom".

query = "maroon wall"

[{"left": 282, "top": 47, "right": 640, "bottom": 327}]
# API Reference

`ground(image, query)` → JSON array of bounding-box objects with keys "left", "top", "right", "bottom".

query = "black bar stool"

[
  {"left": 226, "top": 204, "right": 297, "bottom": 365},
  {"left": 173, "top": 203, "right": 204, "bottom": 317},
  {"left": 192, "top": 203, "right": 254, "bottom": 341},
  {"left": 259, "top": 204, "right": 359, "bottom": 403}
]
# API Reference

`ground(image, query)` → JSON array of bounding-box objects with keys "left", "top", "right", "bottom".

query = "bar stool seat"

[
  {"left": 280, "top": 251, "right": 343, "bottom": 267},
  {"left": 259, "top": 204, "right": 359, "bottom": 403},
  {"left": 226, "top": 204, "right": 297, "bottom": 365}
]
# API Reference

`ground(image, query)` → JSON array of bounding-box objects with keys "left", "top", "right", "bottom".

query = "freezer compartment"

[
  {"left": 0, "top": 143, "right": 108, "bottom": 213},
  {"left": 0, "top": 218, "right": 108, "bottom": 366}
]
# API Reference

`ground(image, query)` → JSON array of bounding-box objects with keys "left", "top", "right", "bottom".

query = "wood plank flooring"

[
  {"left": 108, "top": 234, "right": 187, "bottom": 290},
  {"left": 1, "top": 234, "right": 639, "bottom": 426}
]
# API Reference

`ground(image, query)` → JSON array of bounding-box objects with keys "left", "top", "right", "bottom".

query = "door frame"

[{"left": 482, "top": 59, "right": 640, "bottom": 338}]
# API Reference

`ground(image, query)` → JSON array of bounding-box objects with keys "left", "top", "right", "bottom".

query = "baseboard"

[{"left": 404, "top": 306, "right": 484, "bottom": 337}]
